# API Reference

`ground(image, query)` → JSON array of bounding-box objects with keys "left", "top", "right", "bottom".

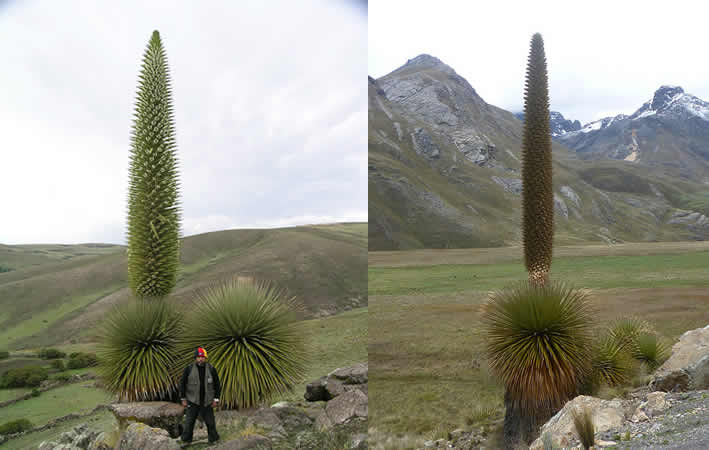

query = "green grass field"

[{"left": 369, "top": 243, "right": 709, "bottom": 449}]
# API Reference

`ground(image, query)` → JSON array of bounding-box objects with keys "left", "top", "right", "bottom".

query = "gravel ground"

[{"left": 596, "top": 390, "right": 709, "bottom": 449}]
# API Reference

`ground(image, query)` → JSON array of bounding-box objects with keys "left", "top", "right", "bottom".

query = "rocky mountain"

[
  {"left": 514, "top": 111, "right": 582, "bottom": 136},
  {"left": 369, "top": 55, "right": 709, "bottom": 250},
  {"left": 558, "top": 85, "right": 709, "bottom": 180}
]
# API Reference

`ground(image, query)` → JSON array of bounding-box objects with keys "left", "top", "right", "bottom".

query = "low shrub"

[
  {"left": 0, "top": 366, "right": 49, "bottom": 388},
  {"left": 67, "top": 352, "right": 99, "bottom": 369},
  {"left": 50, "top": 359, "right": 65, "bottom": 371},
  {"left": 54, "top": 373, "right": 71, "bottom": 382},
  {"left": 0, "top": 418, "right": 33, "bottom": 435},
  {"left": 31, "top": 388, "right": 40, "bottom": 397},
  {"left": 0, "top": 351, "right": 9, "bottom": 360},
  {"left": 37, "top": 348, "right": 66, "bottom": 359}
]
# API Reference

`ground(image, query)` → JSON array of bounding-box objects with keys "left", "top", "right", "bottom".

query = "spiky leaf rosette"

[
  {"left": 606, "top": 316, "right": 653, "bottom": 351},
  {"left": 521, "top": 33, "right": 554, "bottom": 284},
  {"left": 175, "top": 278, "right": 307, "bottom": 409},
  {"left": 482, "top": 281, "right": 594, "bottom": 418},
  {"left": 590, "top": 335, "right": 634, "bottom": 387},
  {"left": 127, "top": 30, "right": 181, "bottom": 299},
  {"left": 96, "top": 300, "right": 183, "bottom": 401},
  {"left": 632, "top": 332, "right": 669, "bottom": 371}
]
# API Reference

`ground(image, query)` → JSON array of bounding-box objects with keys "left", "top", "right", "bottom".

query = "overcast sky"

[
  {"left": 369, "top": 0, "right": 709, "bottom": 125},
  {"left": 0, "top": 0, "right": 366, "bottom": 245}
]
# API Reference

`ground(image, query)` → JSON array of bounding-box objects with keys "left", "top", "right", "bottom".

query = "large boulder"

[
  {"left": 529, "top": 396, "right": 627, "bottom": 449},
  {"left": 315, "top": 389, "right": 368, "bottom": 430},
  {"left": 304, "top": 363, "right": 368, "bottom": 401},
  {"left": 117, "top": 422, "right": 180, "bottom": 450},
  {"left": 650, "top": 324, "right": 709, "bottom": 392},
  {"left": 109, "top": 402, "right": 185, "bottom": 438}
]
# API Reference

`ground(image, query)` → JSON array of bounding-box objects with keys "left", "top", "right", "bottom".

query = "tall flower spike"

[
  {"left": 127, "top": 30, "right": 181, "bottom": 299},
  {"left": 521, "top": 33, "right": 554, "bottom": 285}
]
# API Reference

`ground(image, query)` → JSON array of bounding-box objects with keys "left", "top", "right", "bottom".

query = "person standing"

[{"left": 179, "top": 347, "right": 221, "bottom": 444}]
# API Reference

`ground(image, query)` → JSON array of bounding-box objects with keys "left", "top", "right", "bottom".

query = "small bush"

[
  {"left": 54, "top": 373, "right": 71, "bottom": 382},
  {"left": 0, "top": 418, "right": 33, "bottom": 435},
  {"left": 67, "top": 352, "right": 99, "bottom": 369},
  {"left": 633, "top": 333, "right": 669, "bottom": 371},
  {"left": 0, "top": 351, "right": 9, "bottom": 360},
  {"left": 69, "top": 352, "right": 80, "bottom": 359},
  {"left": 571, "top": 406, "right": 595, "bottom": 449},
  {"left": 50, "top": 359, "right": 65, "bottom": 371},
  {"left": 31, "top": 388, "right": 40, "bottom": 397},
  {"left": 37, "top": 348, "right": 66, "bottom": 359},
  {"left": 0, "top": 366, "right": 49, "bottom": 388}
]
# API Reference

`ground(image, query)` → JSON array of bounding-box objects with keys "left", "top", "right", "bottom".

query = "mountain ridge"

[{"left": 368, "top": 54, "right": 709, "bottom": 250}]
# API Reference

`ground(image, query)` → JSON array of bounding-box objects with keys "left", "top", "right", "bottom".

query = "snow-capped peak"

[{"left": 630, "top": 85, "right": 709, "bottom": 121}]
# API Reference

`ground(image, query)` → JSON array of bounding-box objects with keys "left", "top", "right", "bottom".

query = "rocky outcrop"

[
  {"left": 109, "top": 402, "right": 184, "bottom": 438},
  {"left": 650, "top": 324, "right": 709, "bottom": 392},
  {"left": 117, "top": 422, "right": 180, "bottom": 450},
  {"left": 491, "top": 176, "right": 522, "bottom": 195},
  {"left": 561, "top": 185, "right": 581, "bottom": 207},
  {"left": 38, "top": 423, "right": 109, "bottom": 450},
  {"left": 410, "top": 128, "right": 440, "bottom": 159},
  {"left": 529, "top": 395, "right": 629, "bottom": 449},
  {"left": 314, "top": 389, "right": 368, "bottom": 430},
  {"left": 305, "top": 362, "right": 368, "bottom": 401}
]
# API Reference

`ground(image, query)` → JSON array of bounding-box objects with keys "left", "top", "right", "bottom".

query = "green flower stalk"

[
  {"left": 127, "top": 30, "right": 181, "bottom": 299},
  {"left": 521, "top": 33, "right": 554, "bottom": 285}
]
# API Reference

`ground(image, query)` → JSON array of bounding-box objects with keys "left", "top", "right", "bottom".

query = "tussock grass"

[{"left": 571, "top": 406, "right": 595, "bottom": 449}]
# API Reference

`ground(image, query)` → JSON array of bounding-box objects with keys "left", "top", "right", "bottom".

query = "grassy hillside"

[
  {"left": 0, "top": 223, "right": 367, "bottom": 350},
  {"left": 368, "top": 243, "right": 709, "bottom": 449}
]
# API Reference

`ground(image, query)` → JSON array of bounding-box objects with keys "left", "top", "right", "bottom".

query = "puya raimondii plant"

[
  {"left": 521, "top": 32, "right": 554, "bottom": 286},
  {"left": 127, "top": 30, "right": 181, "bottom": 300},
  {"left": 98, "top": 31, "right": 182, "bottom": 402}
]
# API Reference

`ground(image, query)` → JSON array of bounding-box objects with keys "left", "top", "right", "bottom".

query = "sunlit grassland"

[{"left": 368, "top": 243, "right": 709, "bottom": 448}]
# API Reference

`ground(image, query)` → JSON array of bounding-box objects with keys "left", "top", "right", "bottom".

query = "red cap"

[{"left": 195, "top": 347, "right": 207, "bottom": 358}]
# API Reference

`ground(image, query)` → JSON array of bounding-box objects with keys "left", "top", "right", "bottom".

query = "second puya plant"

[
  {"left": 98, "top": 30, "right": 306, "bottom": 409},
  {"left": 481, "top": 33, "right": 595, "bottom": 448}
]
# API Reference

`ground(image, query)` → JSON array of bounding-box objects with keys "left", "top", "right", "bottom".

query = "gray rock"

[
  {"left": 561, "top": 185, "right": 581, "bottom": 207},
  {"left": 687, "top": 354, "right": 709, "bottom": 389},
  {"left": 350, "top": 432, "right": 368, "bottom": 449},
  {"left": 244, "top": 409, "right": 287, "bottom": 439},
  {"left": 491, "top": 176, "right": 522, "bottom": 195},
  {"left": 316, "top": 390, "right": 368, "bottom": 430},
  {"left": 651, "top": 324, "right": 709, "bottom": 392},
  {"left": 117, "top": 422, "right": 180, "bottom": 450},
  {"left": 530, "top": 395, "right": 628, "bottom": 450},
  {"left": 410, "top": 128, "right": 440, "bottom": 159},
  {"left": 109, "top": 402, "right": 184, "bottom": 438},
  {"left": 304, "top": 376, "right": 328, "bottom": 401},
  {"left": 329, "top": 362, "right": 368, "bottom": 385},
  {"left": 554, "top": 193, "right": 569, "bottom": 219},
  {"left": 650, "top": 369, "right": 691, "bottom": 392}
]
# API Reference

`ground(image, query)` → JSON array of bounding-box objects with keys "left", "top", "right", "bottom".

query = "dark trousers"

[{"left": 181, "top": 401, "right": 219, "bottom": 443}]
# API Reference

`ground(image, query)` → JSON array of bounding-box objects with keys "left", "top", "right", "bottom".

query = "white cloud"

[
  {"left": 369, "top": 0, "right": 709, "bottom": 125},
  {"left": 0, "top": 0, "right": 366, "bottom": 244}
]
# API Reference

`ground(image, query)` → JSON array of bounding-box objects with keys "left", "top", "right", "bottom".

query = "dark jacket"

[{"left": 179, "top": 362, "right": 221, "bottom": 407}]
